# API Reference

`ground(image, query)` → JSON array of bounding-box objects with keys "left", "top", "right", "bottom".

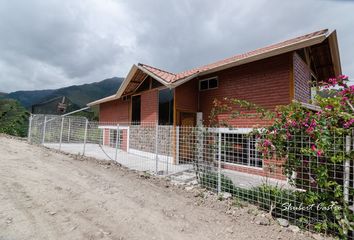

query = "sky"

[{"left": 0, "top": 0, "right": 353, "bottom": 92}]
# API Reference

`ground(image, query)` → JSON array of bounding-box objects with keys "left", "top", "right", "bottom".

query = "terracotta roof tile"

[
  {"left": 138, "top": 63, "right": 176, "bottom": 82},
  {"left": 138, "top": 29, "right": 328, "bottom": 84}
]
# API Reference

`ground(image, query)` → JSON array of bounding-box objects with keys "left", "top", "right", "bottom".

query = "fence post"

[
  {"left": 247, "top": 137, "right": 251, "bottom": 166},
  {"left": 59, "top": 117, "right": 64, "bottom": 151},
  {"left": 176, "top": 126, "right": 179, "bottom": 165},
  {"left": 155, "top": 124, "right": 159, "bottom": 173},
  {"left": 42, "top": 115, "right": 47, "bottom": 144},
  {"left": 114, "top": 124, "right": 120, "bottom": 161},
  {"left": 82, "top": 119, "right": 88, "bottom": 156},
  {"left": 344, "top": 135, "right": 351, "bottom": 202},
  {"left": 217, "top": 129, "right": 222, "bottom": 195},
  {"left": 27, "top": 114, "right": 33, "bottom": 143},
  {"left": 127, "top": 127, "right": 130, "bottom": 153},
  {"left": 197, "top": 125, "right": 203, "bottom": 164},
  {"left": 67, "top": 118, "right": 71, "bottom": 143}
]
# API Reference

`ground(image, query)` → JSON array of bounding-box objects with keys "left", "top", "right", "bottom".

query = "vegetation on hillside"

[
  {"left": 5, "top": 77, "right": 123, "bottom": 108},
  {"left": 0, "top": 99, "right": 30, "bottom": 137},
  {"left": 0, "top": 92, "right": 7, "bottom": 98}
]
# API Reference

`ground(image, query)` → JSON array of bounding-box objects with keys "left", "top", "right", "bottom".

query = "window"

[
  {"left": 221, "top": 133, "right": 262, "bottom": 168},
  {"left": 109, "top": 129, "right": 123, "bottom": 148},
  {"left": 199, "top": 77, "right": 218, "bottom": 91},
  {"left": 158, "top": 89, "right": 174, "bottom": 125},
  {"left": 122, "top": 95, "right": 130, "bottom": 102},
  {"left": 131, "top": 95, "right": 141, "bottom": 124}
]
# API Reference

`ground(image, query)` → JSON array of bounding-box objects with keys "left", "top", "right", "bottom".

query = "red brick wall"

[
  {"left": 103, "top": 129, "right": 110, "bottom": 146},
  {"left": 99, "top": 99, "right": 130, "bottom": 123},
  {"left": 176, "top": 53, "right": 292, "bottom": 127},
  {"left": 293, "top": 53, "right": 311, "bottom": 103},
  {"left": 175, "top": 79, "right": 198, "bottom": 112},
  {"left": 141, "top": 89, "right": 158, "bottom": 123}
]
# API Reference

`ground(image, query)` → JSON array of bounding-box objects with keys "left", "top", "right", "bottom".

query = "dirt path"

[{"left": 0, "top": 135, "right": 320, "bottom": 240}]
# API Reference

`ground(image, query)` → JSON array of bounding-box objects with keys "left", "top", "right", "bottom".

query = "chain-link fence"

[{"left": 28, "top": 114, "right": 354, "bottom": 238}]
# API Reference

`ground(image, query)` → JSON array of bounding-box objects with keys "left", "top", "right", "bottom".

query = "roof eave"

[
  {"left": 87, "top": 94, "right": 117, "bottom": 107},
  {"left": 197, "top": 34, "right": 327, "bottom": 78},
  {"left": 115, "top": 64, "right": 140, "bottom": 98},
  {"left": 170, "top": 72, "right": 200, "bottom": 88},
  {"left": 327, "top": 30, "right": 342, "bottom": 77}
]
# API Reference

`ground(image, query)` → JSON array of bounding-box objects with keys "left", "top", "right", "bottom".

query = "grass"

[{"left": 197, "top": 170, "right": 325, "bottom": 231}]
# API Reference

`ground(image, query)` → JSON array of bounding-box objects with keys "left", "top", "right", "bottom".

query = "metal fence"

[{"left": 28, "top": 114, "right": 354, "bottom": 238}]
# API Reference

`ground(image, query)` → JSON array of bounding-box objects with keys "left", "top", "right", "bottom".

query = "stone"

[
  {"left": 185, "top": 186, "right": 194, "bottom": 191},
  {"left": 254, "top": 215, "right": 270, "bottom": 225},
  {"left": 288, "top": 225, "right": 300, "bottom": 233},
  {"left": 276, "top": 218, "right": 289, "bottom": 227},
  {"left": 5, "top": 217, "right": 13, "bottom": 224},
  {"left": 312, "top": 234, "right": 325, "bottom": 240},
  {"left": 226, "top": 227, "right": 234, "bottom": 234},
  {"left": 247, "top": 208, "right": 259, "bottom": 216},
  {"left": 219, "top": 192, "right": 232, "bottom": 200}
]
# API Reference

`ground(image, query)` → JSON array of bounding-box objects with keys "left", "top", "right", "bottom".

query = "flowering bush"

[{"left": 210, "top": 75, "right": 354, "bottom": 237}]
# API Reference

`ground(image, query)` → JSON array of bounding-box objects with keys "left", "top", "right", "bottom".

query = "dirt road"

[{"left": 0, "top": 135, "right": 318, "bottom": 240}]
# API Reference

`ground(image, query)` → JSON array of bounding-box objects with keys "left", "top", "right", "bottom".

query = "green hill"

[
  {"left": 0, "top": 98, "right": 30, "bottom": 137},
  {"left": 6, "top": 89, "right": 55, "bottom": 108},
  {"left": 6, "top": 77, "right": 123, "bottom": 109}
]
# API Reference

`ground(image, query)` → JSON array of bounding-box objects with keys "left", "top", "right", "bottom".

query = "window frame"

[
  {"left": 122, "top": 95, "right": 130, "bottom": 102},
  {"left": 199, "top": 77, "right": 218, "bottom": 91}
]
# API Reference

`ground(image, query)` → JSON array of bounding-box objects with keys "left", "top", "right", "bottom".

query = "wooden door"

[{"left": 178, "top": 112, "right": 196, "bottom": 163}]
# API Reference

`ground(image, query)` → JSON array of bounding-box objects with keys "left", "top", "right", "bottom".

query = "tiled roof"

[
  {"left": 138, "top": 29, "right": 328, "bottom": 83},
  {"left": 138, "top": 63, "right": 176, "bottom": 82}
]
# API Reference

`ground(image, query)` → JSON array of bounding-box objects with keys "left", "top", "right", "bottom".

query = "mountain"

[
  {"left": 6, "top": 89, "right": 55, "bottom": 108},
  {"left": 5, "top": 77, "right": 124, "bottom": 109}
]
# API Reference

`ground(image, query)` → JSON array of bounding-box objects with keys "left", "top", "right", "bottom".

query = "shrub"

[{"left": 208, "top": 75, "right": 354, "bottom": 238}]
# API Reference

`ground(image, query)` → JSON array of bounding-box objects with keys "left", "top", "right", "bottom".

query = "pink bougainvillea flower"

[
  {"left": 339, "top": 75, "right": 349, "bottom": 80},
  {"left": 306, "top": 127, "right": 314, "bottom": 134},
  {"left": 344, "top": 119, "right": 354, "bottom": 128},
  {"left": 316, "top": 150, "right": 323, "bottom": 157},
  {"left": 325, "top": 105, "right": 334, "bottom": 110},
  {"left": 311, "top": 144, "right": 317, "bottom": 151}
]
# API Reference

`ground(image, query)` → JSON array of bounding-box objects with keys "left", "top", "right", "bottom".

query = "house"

[
  {"left": 32, "top": 95, "right": 94, "bottom": 118},
  {"left": 88, "top": 29, "right": 341, "bottom": 179},
  {"left": 32, "top": 96, "right": 79, "bottom": 114}
]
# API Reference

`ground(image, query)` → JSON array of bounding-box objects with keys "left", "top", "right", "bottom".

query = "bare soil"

[{"left": 0, "top": 135, "right": 325, "bottom": 240}]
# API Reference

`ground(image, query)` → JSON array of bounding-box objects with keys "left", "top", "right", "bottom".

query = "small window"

[
  {"left": 122, "top": 95, "right": 130, "bottom": 102},
  {"left": 109, "top": 129, "right": 123, "bottom": 148},
  {"left": 220, "top": 133, "right": 262, "bottom": 168},
  {"left": 199, "top": 77, "right": 218, "bottom": 91}
]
